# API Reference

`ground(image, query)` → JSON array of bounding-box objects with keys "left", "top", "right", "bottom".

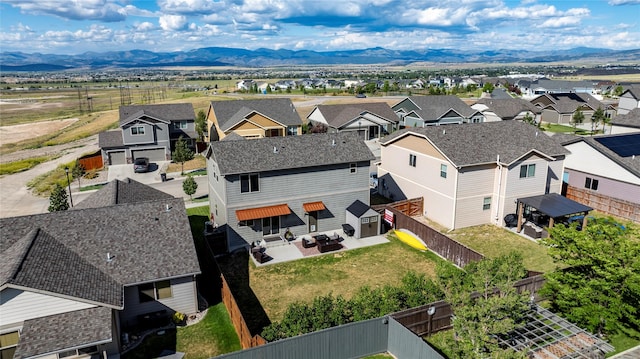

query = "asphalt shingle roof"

[
  {"left": 210, "top": 98, "right": 302, "bottom": 131},
  {"left": 612, "top": 108, "right": 640, "bottom": 129},
  {"left": 475, "top": 98, "right": 540, "bottom": 119},
  {"left": 314, "top": 102, "right": 398, "bottom": 128},
  {"left": 208, "top": 132, "right": 375, "bottom": 175},
  {"left": 381, "top": 121, "right": 569, "bottom": 167},
  {"left": 119, "top": 103, "right": 195, "bottom": 126},
  {"left": 98, "top": 129, "right": 124, "bottom": 148},
  {"left": 395, "top": 95, "right": 478, "bottom": 121},
  {"left": 14, "top": 307, "right": 113, "bottom": 359},
  {"left": 346, "top": 200, "right": 370, "bottom": 218},
  {"left": 558, "top": 133, "right": 640, "bottom": 178},
  {"left": 73, "top": 178, "right": 174, "bottom": 210}
]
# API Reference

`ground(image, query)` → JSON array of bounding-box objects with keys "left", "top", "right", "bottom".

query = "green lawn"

[
  {"left": 606, "top": 328, "right": 640, "bottom": 357},
  {"left": 0, "top": 155, "right": 58, "bottom": 175}
]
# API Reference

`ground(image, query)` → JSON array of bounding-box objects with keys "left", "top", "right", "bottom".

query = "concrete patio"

[{"left": 250, "top": 229, "right": 390, "bottom": 266}]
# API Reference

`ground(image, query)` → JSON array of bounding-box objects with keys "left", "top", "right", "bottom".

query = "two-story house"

[
  {"left": 306, "top": 102, "right": 399, "bottom": 140},
  {"left": 98, "top": 103, "right": 196, "bottom": 165},
  {"left": 205, "top": 132, "right": 375, "bottom": 249},
  {"left": 617, "top": 88, "right": 640, "bottom": 115},
  {"left": 377, "top": 121, "right": 569, "bottom": 230},
  {"left": 0, "top": 179, "right": 201, "bottom": 359},
  {"left": 206, "top": 98, "right": 303, "bottom": 141},
  {"left": 392, "top": 96, "right": 484, "bottom": 127},
  {"left": 530, "top": 93, "right": 615, "bottom": 125}
]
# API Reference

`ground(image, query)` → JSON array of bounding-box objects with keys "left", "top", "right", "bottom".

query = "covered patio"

[{"left": 515, "top": 193, "right": 593, "bottom": 238}]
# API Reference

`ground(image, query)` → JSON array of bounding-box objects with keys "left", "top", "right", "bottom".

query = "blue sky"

[{"left": 1, "top": 0, "right": 639, "bottom": 55}]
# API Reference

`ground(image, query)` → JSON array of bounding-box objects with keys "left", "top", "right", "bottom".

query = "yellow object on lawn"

[{"left": 394, "top": 229, "right": 428, "bottom": 251}]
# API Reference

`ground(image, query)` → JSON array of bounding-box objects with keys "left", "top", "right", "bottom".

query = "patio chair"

[
  {"left": 329, "top": 232, "right": 340, "bottom": 241},
  {"left": 302, "top": 237, "right": 316, "bottom": 248}
]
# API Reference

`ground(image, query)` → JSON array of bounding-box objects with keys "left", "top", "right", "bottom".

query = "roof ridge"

[{"left": 0, "top": 228, "right": 39, "bottom": 287}]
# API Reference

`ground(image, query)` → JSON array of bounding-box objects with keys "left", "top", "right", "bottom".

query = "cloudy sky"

[{"left": 1, "top": 0, "right": 639, "bottom": 55}]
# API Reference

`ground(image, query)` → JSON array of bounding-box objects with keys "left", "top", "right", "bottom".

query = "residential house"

[
  {"left": 236, "top": 79, "right": 255, "bottom": 91},
  {"left": 516, "top": 79, "right": 596, "bottom": 99},
  {"left": 392, "top": 95, "right": 484, "bottom": 127},
  {"left": 558, "top": 133, "right": 640, "bottom": 221},
  {"left": 530, "top": 93, "right": 614, "bottom": 126},
  {"left": 206, "top": 98, "right": 303, "bottom": 141},
  {"left": 98, "top": 103, "right": 196, "bottom": 165},
  {"left": 377, "top": 121, "right": 568, "bottom": 230},
  {"left": 617, "top": 89, "right": 640, "bottom": 115},
  {"left": 472, "top": 98, "right": 541, "bottom": 122},
  {"left": 307, "top": 102, "right": 399, "bottom": 140},
  {"left": 610, "top": 108, "right": 640, "bottom": 134},
  {"left": 0, "top": 179, "right": 201, "bottom": 359},
  {"left": 205, "top": 132, "right": 375, "bottom": 248}
]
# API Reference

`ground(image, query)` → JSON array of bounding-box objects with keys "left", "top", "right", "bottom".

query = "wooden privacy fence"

[
  {"left": 78, "top": 150, "right": 103, "bottom": 171},
  {"left": 220, "top": 274, "right": 267, "bottom": 349},
  {"left": 387, "top": 205, "right": 484, "bottom": 268},
  {"left": 566, "top": 185, "right": 640, "bottom": 223}
]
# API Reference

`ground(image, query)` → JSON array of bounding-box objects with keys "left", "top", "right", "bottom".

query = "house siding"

[
  {"left": 119, "top": 276, "right": 198, "bottom": 326},
  {"left": 618, "top": 93, "right": 640, "bottom": 115},
  {"left": 454, "top": 164, "right": 497, "bottom": 229},
  {"left": 502, "top": 155, "right": 550, "bottom": 215},
  {"left": 122, "top": 122, "right": 159, "bottom": 145},
  {"left": 0, "top": 288, "right": 97, "bottom": 329},
  {"left": 566, "top": 169, "right": 640, "bottom": 203},
  {"left": 207, "top": 158, "right": 228, "bottom": 226}
]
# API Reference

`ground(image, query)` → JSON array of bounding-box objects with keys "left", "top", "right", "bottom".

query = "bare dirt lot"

[{"left": 0, "top": 118, "right": 79, "bottom": 145}]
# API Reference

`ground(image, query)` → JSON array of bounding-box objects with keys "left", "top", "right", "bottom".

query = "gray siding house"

[
  {"left": 205, "top": 132, "right": 375, "bottom": 249},
  {"left": 0, "top": 179, "right": 201, "bottom": 359},
  {"left": 99, "top": 103, "right": 196, "bottom": 165},
  {"left": 307, "top": 102, "right": 399, "bottom": 140},
  {"left": 392, "top": 95, "right": 484, "bottom": 127}
]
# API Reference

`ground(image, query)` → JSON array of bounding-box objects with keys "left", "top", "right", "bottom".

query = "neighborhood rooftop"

[
  {"left": 210, "top": 98, "right": 302, "bottom": 132},
  {"left": 118, "top": 103, "right": 195, "bottom": 126},
  {"left": 315, "top": 102, "right": 398, "bottom": 128},
  {"left": 400, "top": 95, "right": 478, "bottom": 119},
  {"left": 73, "top": 178, "right": 174, "bottom": 210},
  {"left": 381, "top": 120, "right": 569, "bottom": 167},
  {"left": 207, "top": 131, "right": 375, "bottom": 175}
]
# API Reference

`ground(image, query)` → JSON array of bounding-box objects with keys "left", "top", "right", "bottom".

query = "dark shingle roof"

[
  {"left": 73, "top": 178, "right": 174, "bottom": 210},
  {"left": 14, "top": 307, "right": 112, "bottom": 359},
  {"left": 381, "top": 121, "right": 569, "bottom": 167},
  {"left": 208, "top": 132, "right": 375, "bottom": 175},
  {"left": 558, "top": 133, "right": 640, "bottom": 178},
  {"left": 0, "top": 197, "right": 201, "bottom": 290},
  {"left": 98, "top": 129, "right": 124, "bottom": 148},
  {"left": 346, "top": 200, "right": 370, "bottom": 218},
  {"left": 119, "top": 103, "right": 195, "bottom": 126},
  {"left": 475, "top": 98, "right": 540, "bottom": 119},
  {"left": 612, "top": 108, "right": 640, "bottom": 129},
  {"left": 210, "top": 98, "right": 302, "bottom": 131},
  {"left": 395, "top": 96, "right": 478, "bottom": 120},
  {"left": 314, "top": 102, "right": 398, "bottom": 128}
]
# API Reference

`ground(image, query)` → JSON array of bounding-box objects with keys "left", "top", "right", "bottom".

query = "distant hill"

[{"left": 1, "top": 46, "right": 639, "bottom": 71}]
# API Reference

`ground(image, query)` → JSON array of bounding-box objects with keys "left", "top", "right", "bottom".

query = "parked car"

[
  {"left": 133, "top": 157, "right": 150, "bottom": 173},
  {"left": 355, "top": 93, "right": 367, "bottom": 98},
  {"left": 369, "top": 172, "right": 378, "bottom": 188}
]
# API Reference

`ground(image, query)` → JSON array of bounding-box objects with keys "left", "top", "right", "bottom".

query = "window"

[
  {"left": 585, "top": 177, "right": 599, "bottom": 190},
  {"left": 240, "top": 174, "right": 259, "bottom": 193},
  {"left": 239, "top": 219, "right": 254, "bottom": 227},
  {"left": 138, "top": 280, "right": 172, "bottom": 303},
  {"left": 409, "top": 154, "right": 417, "bottom": 167},
  {"left": 483, "top": 197, "right": 491, "bottom": 210},
  {"left": 1, "top": 331, "right": 19, "bottom": 359},
  {"left": 361, "top": 217, "right": 370, "bottom": 224},
  {"left": 440, "top": 164, "right": 447, "bottom": 178},
  {"left": 519, "top": 164, "right": 536, "bottom": 178},
  {"left": 287, "top": 126, "right": 297, "bottom": 136},
  {"left": 131, "top": 126, "right": 145, "bottom": 135},
  {"left": 173, "top": 121, "right": 187, "bottom": 129},
  {"left": 350, "top": 163, "right": 357, "bottom": 173},
  {"left": 58, "top": 346, "right": 98, "bottom": 358}
]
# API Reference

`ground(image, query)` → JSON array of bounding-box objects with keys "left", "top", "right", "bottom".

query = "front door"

[{"left": 308, "top": 211, "right": 318, "bottom": 233}]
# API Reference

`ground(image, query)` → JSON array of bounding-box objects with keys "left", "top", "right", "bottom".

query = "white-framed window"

[
  {"left": 173, "top": 121, "right": 188, "bottom": 129},
  {"left": 138, "top": 280, "right": 172, "bottom": 303},
  {"left": 440, "top": 164, "right": 447, "bottom": 178},
  {"left": 0, "top": 331, "right": 19, "bottom": 359},
  {"left": 58, "top": 346, "right": 98, "bottom": 358},
  {"left": 519, "top": 164, "right": 536, "bottom": 178},
  {"left": 287, "top": 126, "right": 297, "bottom": 136},
  {"left": 361, "top": 217, "right": 370, "bottom": 224},
  {"left": 370, "top": 216, "right": 378, "bottom": 222},
  {"left": 131, "top": 126, "right": 145, "bottom": 135},
  {"left": 409, "top": 154, "right": 417, "bottom": 167},
  {"left": 483, "top": 197, "right": 491, "bottom": 211},
  {"left": 585, "top": 177, "right": 599, "bottom": 190},
  {"left": 350, "top": 163, "right": 357, "bottom": 173},
  {"left": 240, "top": 174, "right": 259, "bottom": 193}
]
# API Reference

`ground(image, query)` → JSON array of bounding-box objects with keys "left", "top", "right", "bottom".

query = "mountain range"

[{"left": 1, "top": 46, "right": 639, "bottom": 71}]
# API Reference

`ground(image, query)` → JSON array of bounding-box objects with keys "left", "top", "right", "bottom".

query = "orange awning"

[
  {"left": 303, "top": 201, "right": 326, "bottom": 212},
  {"left": 236, "top": 204, "right": 291, "bottom": 221}
]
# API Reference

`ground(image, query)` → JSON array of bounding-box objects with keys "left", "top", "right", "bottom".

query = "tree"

[
  {"left": 482, "top": 82, "right": 495, "bottom": 93},
  {"left": 540, "top": 220, "right": 640, "bottom": 336},
  {"left": 571, "top": 108, "right": 585, "bottom": 133},
  {"left": 71, "top": 160, "right": 85, "bottom": 189},
  {"left": 195, "top": 109, "right": 207, "bottom": 143},
  {"left": 172, "top": 135, "right": 194, "bottom": 175},
  {"left": 613, "top": 85, "right": 624, "bottom": 97},
  {"left": 182, "top": 174, "right": 198, "bottom": 200},
  {"left": 437, "top": 253, "right": 530, "bottom": 358},
  {"left": 383, "top": 80, "right": 390, "bottom": 95},
  {"left": 48, "top": 183, "right": 70, "bottom": 212},
  {"left": 591, "top": 107, "right": 605, "bottom": 135},
  {"left": 522, "top": 112, "right": 537, "bottom": 127}
]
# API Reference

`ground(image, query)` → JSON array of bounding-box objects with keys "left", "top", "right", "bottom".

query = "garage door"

[
  {"left": 108, "top": 151, "right": 126, "bottom": 165},
  {"left": 132, "top": 148, "right": 166, "bottom": 162}
]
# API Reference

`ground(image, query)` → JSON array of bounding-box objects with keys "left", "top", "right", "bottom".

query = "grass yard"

[
  {"left": 166, "top": 155, "right": 207, "bottom": 173},
  {"left": 0, "top": 155, "right": 58, "bottom": 175},
  {"left": 250, "top": 234, "right": 448, "bottom": 322},
  {"left": 446, "top": 224, "right": 556, "bottom": 273}
]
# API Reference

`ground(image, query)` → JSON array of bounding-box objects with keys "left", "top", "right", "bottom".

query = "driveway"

[{"left": 108, "top": 161, "right": 171, "bottom": 184}]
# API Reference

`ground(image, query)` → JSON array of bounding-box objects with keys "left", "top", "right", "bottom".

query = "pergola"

[
  {"left": 496, "top": 305, "right": 614, "bottom": 358},
  {"left": 516, "top": 193, "right": 593, "bottom": 233}
]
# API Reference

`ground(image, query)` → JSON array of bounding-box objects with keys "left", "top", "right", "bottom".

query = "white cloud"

[
  {"left": 608, "top": 0, "right": 640, "bottom": 5},
  {"left": 2, "top": 0, "right": 129, "bottom": 22},
  {"left": 538, "top": 16, "right": 581, "bottom": 28},
  {"left": 134, "top": 22, "right": 155, "bottom": 31},
  {"left": 159, "top": 15, "right": 188, "bottom": 31}
]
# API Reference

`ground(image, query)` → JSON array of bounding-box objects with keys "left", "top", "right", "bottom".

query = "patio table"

[{"left": 314, "top": 234, "right": 342, "bottom": 253}]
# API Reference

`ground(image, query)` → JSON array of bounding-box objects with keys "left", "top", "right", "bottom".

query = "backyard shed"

[{"left": 346, "top": 200, "right": 381, "bottom": 239}]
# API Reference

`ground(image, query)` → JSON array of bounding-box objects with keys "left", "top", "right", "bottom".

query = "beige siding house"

[{"left": 378, "top": 121, "right": 569, "bottom": 230}]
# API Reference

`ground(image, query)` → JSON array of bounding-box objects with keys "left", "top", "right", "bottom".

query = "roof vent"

[
  {"left": 273, "top": 146, "right": 278, "bottom": 154},
  {"left": 332, "top": 139, "right": 336, "bottom": 146},
  {"left": 442, "top": 129, "right": 446, "bottom": 135},
  {"left": 535, "top": 131, "right": 538, "bottom": 137},
  {"left": 107, "top": 253, "right": 114, "bottom": 262},
  {"left": 165, "top": 204, "right": 171, "bottom": 212}
]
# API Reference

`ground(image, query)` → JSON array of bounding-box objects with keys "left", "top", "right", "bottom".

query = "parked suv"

[{"left": 133, "top": 157, "right": 150, "bottom": 173}]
